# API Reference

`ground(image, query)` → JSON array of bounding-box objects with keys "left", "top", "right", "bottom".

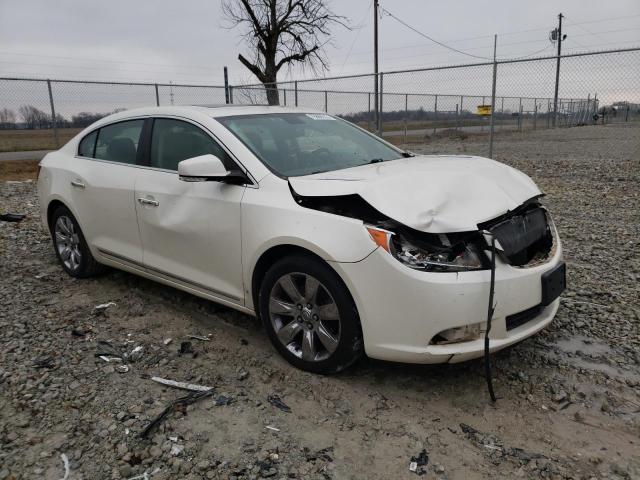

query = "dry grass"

[
  {"left": 0, "top": 128, "right": 81, "bottom": 152},
  {"left": 0, "top": 160, "right": 40, "bottom": 181}
]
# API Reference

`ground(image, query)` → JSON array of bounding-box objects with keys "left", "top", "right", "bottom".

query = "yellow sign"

[{"left": 477, "top": 105, "right": 492, "bottom": 116}]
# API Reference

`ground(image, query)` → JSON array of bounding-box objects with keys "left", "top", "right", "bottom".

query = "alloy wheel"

[
  {"left": 268, "top": 272, "right": 341, "bottom": 362},
  {"left": 54, "top": 215, "right": 82, "bottom": 271}
]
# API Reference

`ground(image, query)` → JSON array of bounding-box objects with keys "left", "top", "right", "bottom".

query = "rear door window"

[
  {"left": 150, "top": 118, "right": 233, "bottom": 171},
  {"left": 78, "top": 130, "right": 97, "bottom": 157},
  {"left": 94, "top": 120, "right": 144, "bottom": 164}
]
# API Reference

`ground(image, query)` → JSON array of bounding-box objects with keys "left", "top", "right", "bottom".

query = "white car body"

[{"left": 37, "top": 105, "right": 564, "bottom": 367}]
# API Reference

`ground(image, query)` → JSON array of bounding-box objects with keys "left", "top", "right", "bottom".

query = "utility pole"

[
  {"left": 552, "top": 13, "right": 564, "bottom": 127},
  {"left": 373, "top": 0, "right": 379, "bottom": 134},
  {"left": 488, "top": 34, "right": 498, "bottom": 159},
  {"left": 224, "top": 66, "right": 230, "bottom": 104}
]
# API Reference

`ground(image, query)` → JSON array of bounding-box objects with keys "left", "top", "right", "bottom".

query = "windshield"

[{"left": 216, "top": 113, "right": 404, "bottom": 177}]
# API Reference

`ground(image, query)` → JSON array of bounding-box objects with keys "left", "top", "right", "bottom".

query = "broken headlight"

[{"left": 366, "top": 226, "right": 484, "bottom": 272}]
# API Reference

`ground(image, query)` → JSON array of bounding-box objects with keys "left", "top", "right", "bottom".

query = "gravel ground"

[{"left": 1, "top": 123, "right": 639, "bottom": 480}]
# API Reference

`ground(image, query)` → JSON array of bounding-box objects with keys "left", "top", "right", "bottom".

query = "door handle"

[
  {"left": 137, "top": 197, "right": 159, "bottom": 207},
  {"left": 71, "top": 180, "right": 85, "bottom": 189}
]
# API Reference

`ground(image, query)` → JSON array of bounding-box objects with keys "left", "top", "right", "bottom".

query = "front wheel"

[{"left": 258, "top": 255, "right": 363, "bottom": 374}]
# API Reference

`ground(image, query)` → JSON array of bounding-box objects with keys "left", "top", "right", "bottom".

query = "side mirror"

[{"left": 178, "top": 154, "right": 249, "bottom": 185}]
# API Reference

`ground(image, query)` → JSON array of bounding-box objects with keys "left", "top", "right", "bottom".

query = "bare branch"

[{"left": 222, "top": 0, "right": 350, "bottom": 105}]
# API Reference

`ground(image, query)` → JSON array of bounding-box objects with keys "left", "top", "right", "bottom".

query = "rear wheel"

[
  {"left": 50, "top": 205, "right": 105, "bottom": 278},
  {"left": 259, "top": 255, "right": 363, "bottom": 374}
]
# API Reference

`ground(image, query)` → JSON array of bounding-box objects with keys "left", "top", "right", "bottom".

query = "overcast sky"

[{"left": 1, "top": 0, "right": 639, "bottom": 85}]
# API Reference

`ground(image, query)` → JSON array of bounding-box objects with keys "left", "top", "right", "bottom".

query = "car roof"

[{"left": 100, "top": 105, "right": 324, "bottom": 122}]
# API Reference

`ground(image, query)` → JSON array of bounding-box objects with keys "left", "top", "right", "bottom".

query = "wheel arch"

[
  {"left": 250, "top": 244, "right": 358, "bottom": 320},
  {"left": 46, "top": 199, "right": 69, "bottom": 232}
]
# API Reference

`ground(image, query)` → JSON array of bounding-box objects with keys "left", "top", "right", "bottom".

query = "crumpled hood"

[{"left": 288, "top": 155, "right": 542, "bottom": 233}]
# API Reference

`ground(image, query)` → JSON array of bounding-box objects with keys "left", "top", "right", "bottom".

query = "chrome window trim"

[
  {"left": 75, "top": 115, "right": 150, "bottom": 158},
  {"left": 74, "top": 113, "right": 258, "bottom": 188}
]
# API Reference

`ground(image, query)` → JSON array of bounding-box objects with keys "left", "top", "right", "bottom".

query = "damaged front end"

[{"left": 292, "top": 186, "right": 556, "bottom": 273}]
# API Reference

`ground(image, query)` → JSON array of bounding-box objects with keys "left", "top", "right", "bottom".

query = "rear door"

[
  {"left": 70, "top": 119, "right": 146, "bottom": 264},
  {"left": 134, "top": 117, "right": 246, "bottom": 304}
]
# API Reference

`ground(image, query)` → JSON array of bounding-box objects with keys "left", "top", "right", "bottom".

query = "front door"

[{"left": 134, "top": 117, "right": 246, "bottom": 304}]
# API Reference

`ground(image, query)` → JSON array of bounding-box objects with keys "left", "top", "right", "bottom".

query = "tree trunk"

[
  {"left": 263, "top": 63, "right": 280, "bottom": 106},
  {"left": 264, "top": 84, "right": 280, "bottom": 106}
]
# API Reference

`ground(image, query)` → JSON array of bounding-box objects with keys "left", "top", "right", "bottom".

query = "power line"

[
  {"left": 338, "top": 0, "right": 373, "bottom": 74},
  {"left": 378, "top": 6, "right": 493, "bottom": 60}
]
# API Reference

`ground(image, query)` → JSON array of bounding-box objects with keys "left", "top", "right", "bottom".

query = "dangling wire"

[{"left": 484, "top": 232, "right": 498, "bottom": 402}]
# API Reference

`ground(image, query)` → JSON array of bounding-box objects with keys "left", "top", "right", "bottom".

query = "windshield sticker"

[{"left": 306, "top": 113, "right": 336, "bottom": 120}]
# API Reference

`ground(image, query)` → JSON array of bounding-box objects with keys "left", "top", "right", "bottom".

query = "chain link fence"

[{"left": 0, "top": 47, "right": 638, "bottom": 155}]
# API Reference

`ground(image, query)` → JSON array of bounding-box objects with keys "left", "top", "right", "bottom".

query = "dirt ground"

[
  {"left": 1, "top": 124, "right": 639, "bottom": 480},
  {"left": 0, "top": 128, "right": 81, "bottom": 153}
]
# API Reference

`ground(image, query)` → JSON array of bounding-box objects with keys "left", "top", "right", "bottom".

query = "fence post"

[
  {"left": 368, "top": 93, "right": 372, "bottom": 131},
  {"left": 404, "top": 94, "right": 408, "bottom": 144},
  {"left": 488, "top": 35, "right": 497, "bottom": 159},
  {"left": 378, "top": 72, "right": 384, "bottom": 136},
  {"left": 46, "top": 79, "right": 59, "bottom": 148},
  {"left": 229, "top": 86, "right": 234, "bottom": 104},
  {"left": 433, "top": 94, "right": 438, "bottom": 136},
  {"left": 481, "top": 96, "right": 485, "bottom": 132},
  {"left": 324, "top": 90, "right": 328, "bottom": 113},
  {"left": 518, "top": 97, "right": 522, "bottom": 131},
  {"left": 547, "top": 100, "right": 551, "bottom": 128},
  {"left": 519, "top": 104, "right": 523, "bottom": 131},
  {"left": 625, "top": 102, "right": 630, "bottom": 122},
  {"left": 533, "top": 100, "right": 538, "bottom": 130},
  {"left": 459, "top": 95, "right": 464, "bottom": 130},
  {"left": 154, "top": 84, "right": 160, "bottom": 106},
  {"left": 455, "top": 104, "right": 459, "bottom": 131},
  {"left": 283, "top": 89, "right": 287, "bottom": 106}
]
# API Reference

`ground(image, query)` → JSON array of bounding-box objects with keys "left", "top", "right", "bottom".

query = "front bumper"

[{"left": 332, "top": 236, "right": 563, "bottom": 364}]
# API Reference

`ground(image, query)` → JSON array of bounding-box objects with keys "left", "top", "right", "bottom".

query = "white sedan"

[{"left": 37, "top": 106, "right": 565, "bottom": 373}]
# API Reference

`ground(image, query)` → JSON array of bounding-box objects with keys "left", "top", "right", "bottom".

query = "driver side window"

[{"left": 150, "top": 118, "right": 234, "bottom": 171}]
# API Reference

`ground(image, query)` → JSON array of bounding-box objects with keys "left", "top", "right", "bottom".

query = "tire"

[
  {"left": 50, "top": 205, "right": 105, "bottom": 278},
  {"left": 258, "top": 254, "right": 363, "bottom": 374}
]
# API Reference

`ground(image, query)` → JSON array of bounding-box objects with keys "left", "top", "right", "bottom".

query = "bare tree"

[
  {"left": 222, "top": 0, "right": 348, "bottom": 105},
  {"left": 19, "top": 105, "right": 50, "bottom": 129},
  {"left": 0, "top": 108, "right": 17, "bottom": 128}
]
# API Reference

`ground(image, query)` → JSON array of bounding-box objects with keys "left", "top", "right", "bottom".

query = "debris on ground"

[
  {"left": 139, "top": 389, "right": 214, "bottom": 438},
  {"left": 150, "top": 376, "right": 214, "bottom": 392},
  {"left": 409, "top": 449, "right": 428, "bottom": 475},
  {"left": 127, "top": 345, "right": 144, "bottom": 362},
  {"left": 187, "top": 334, "right": 211, "bottom": 341},
  {"left": 267, "top": 394, "right": 291, "bottom": 413},
  {"left": 459, "top": 423, "right": 544, "bottom": 463},
  {"left": 0, "top": 212, "right": 26, "bottom": 222},
  {"left": 178, "top": 341, "right": 196, "bottom": 357},
  {"left": 59, "top": 453, "right": 70, "bottom": 480},
  {"left": 163, "top": 338, "right": 172, "bottom": 345},
  {"left": 93, "top": 301, "right": 116, "bottom": 313},
  {"left": 95, "top": 340, "right": 124, "bottom": 359}
]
